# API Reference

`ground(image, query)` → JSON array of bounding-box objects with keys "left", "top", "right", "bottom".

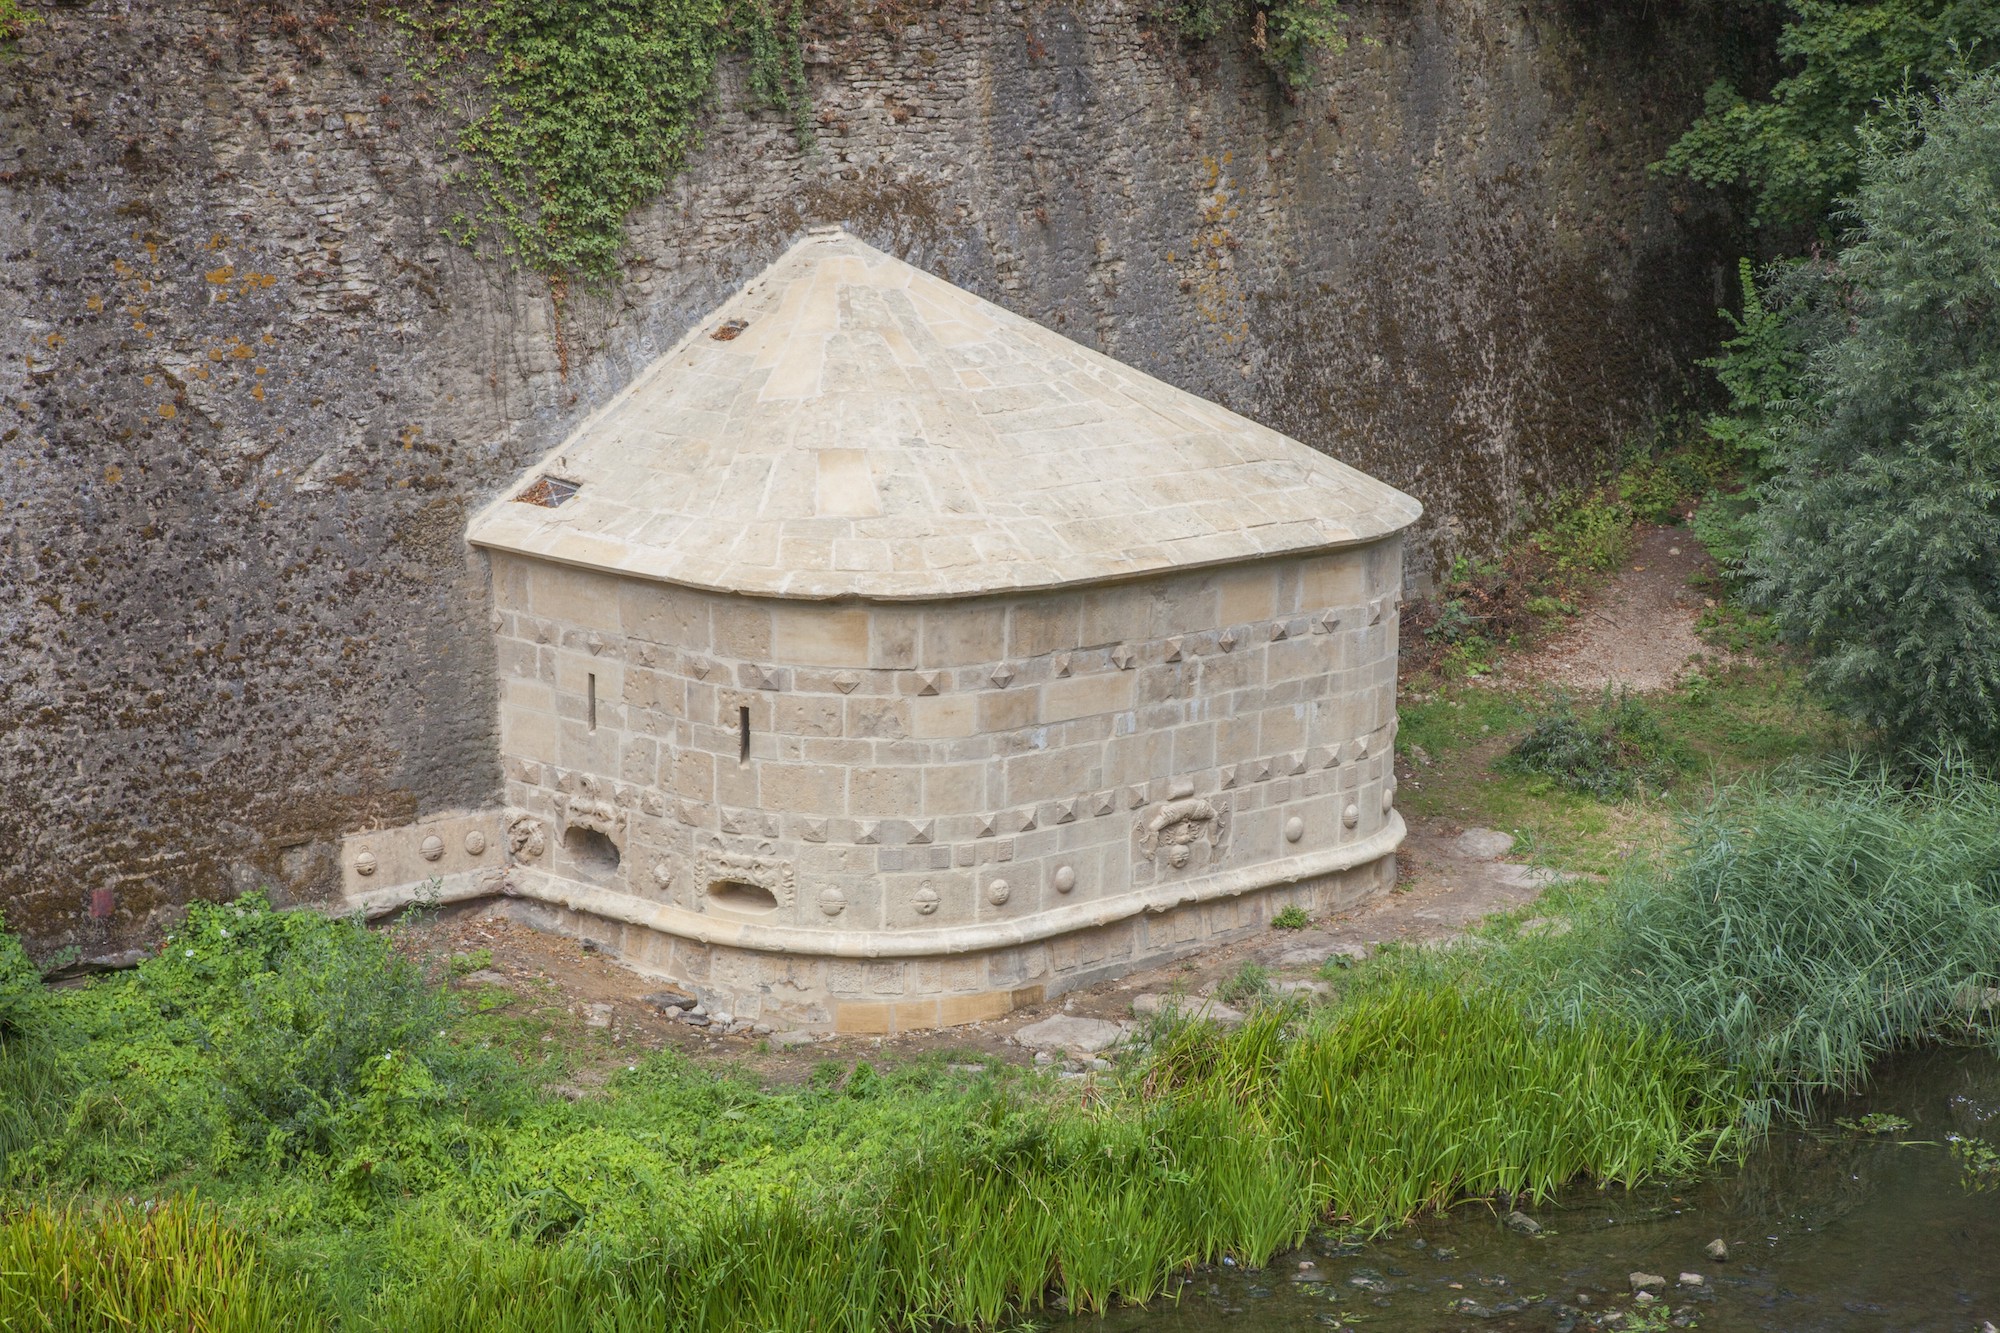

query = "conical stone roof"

[{"left": 468, "top": 229, "right": 1421, "bottom": 600}]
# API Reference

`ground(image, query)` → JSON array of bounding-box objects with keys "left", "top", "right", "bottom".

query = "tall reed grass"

[{"left": 0, "top": 1199, "right": 325, "bottom": 1332}]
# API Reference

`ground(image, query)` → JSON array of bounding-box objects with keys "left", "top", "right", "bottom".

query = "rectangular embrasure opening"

[
  {"left": 738, "top": 705, "right": 751, "bottom": 764},
  {"left": 587, "top": 673, "right": 597, "bottom": 732}
]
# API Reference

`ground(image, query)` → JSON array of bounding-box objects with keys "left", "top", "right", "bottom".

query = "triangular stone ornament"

[
  {"left": 1163, "top": 636, "right": 1185, "bottom": 663},
  {"left": 1356, "top": 736, "right": 1371, "bottom": 759},
  {"left": 1016, "top": 808, "right": 1038, "bottom": 833},
  {"left": 1218, "top": 628, "right": 1239, "bottom": 652},
  {"left": 916, "top": 671, "right": 943, "bottom": 697},
  {"left": 1090, "top": 790, "right": 1116, "bottom": 816},
  {"left": 1053, "top": 652, "right": 1073, "bottom": 678},
  {"left": 1312, "top": 609, "right": 1340, "bottom": 634},
  {"left": 1285, "top": 751, "right": 1308, "bottom": 775},
  {"left": 688, "top": 658, "right": 712, "bottom": 680},
  {"left": 1270, "top": 620, "right": 1290, "bottom": 641},
  {"left": 909, "top": 819, "right": 936, "bottom": 845},
  {"left": 1053, "top": 798, "right": 1078, "bottom": 824},
  {"left": 1369, "top": 600, "right": 1384, "bottom": 626},
  {"left": 1110, "top": 644, "right": 1136, "bottom": 670},
  {"left": 856, "top": 820, "right": 882, "bottom": 845},
  {"left": 975, "top": 815, "right": 998, "bottom": 839},
  {"left": 720, "top": 808, "right": 747, "bottom": 835},
  {"left": 832, "top": 671, "right": 861, "bottom": 694},
  {"left": 801, "top": 818, "right": 828, "bottom": 843},
  {"left": 1219, "top": 764, "right": 1239, "bottom": 789},
  {"left": 989, "top": 663, "right": 1016, "bottom": 689},
  {"left": 1125, "top": 785, "right": 1150, "bottom": 809}
]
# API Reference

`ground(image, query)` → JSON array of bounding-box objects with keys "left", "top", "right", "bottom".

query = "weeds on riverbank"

[
  {"left": 1380, "top": 755, "right": 2000, "bottom": 1131},
  {"left": 1502, "top": 690, "right": 1692, "bottom": 800},
  {"left": 0, "top": 899, "right": 1734, "bottom": 1331}
]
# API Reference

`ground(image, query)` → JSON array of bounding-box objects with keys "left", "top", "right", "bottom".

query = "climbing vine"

[
  {"left": 392, "top": 0, "right": 812, "bottom": 282},
  {"left": 0, "top": 0, "right": 39, "bottom": 43},
  {"left": 1147, "top": 0, "right": 1345, "bottom": 90}
]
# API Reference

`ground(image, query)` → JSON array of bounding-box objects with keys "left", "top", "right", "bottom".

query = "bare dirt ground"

[
  {"left": 404, "top": 536, "right": 1718, "bottom": 1086},
  {"left": 1489, "top": 527, "right": 1726, "bottom": 695}
]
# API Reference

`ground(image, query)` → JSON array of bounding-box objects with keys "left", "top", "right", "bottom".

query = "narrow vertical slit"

[
  {"left": 738, "top": 705, "right": 751, "bottom": 764},
  {"left": 587, "top": 673, "right": 598, "bottom": 732}
]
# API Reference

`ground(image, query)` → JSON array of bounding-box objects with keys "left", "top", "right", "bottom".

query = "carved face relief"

[
  {"left": 508, "top": 815, "right": 547, "bottom": 860},
  {"left": 697, "top": 845, "right": 796, "bottom": 914},
  {"left": 566, "top": 798, "right": 620, "bottom": 837},
  {"left": 1139, "top": 796, "right": 1226, "bottom": 872}
]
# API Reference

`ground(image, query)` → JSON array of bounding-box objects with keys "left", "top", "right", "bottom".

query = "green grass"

[{"left": 0, "top": 898, "right": 1738, "bottom": 1331}]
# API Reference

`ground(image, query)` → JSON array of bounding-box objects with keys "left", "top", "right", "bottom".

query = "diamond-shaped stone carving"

[
  {"left": 975, "top": 814, "right": 998, "bottom": 838},
  {"left": 1312, "top": 609, "right": 1340, "bottom": 634},
  {"left": 832, "top": 671, "right": 861, "bottom": 694},
  {"left": 915, "top": 671, "right": 943, "bottom": 696},
  {"left": 800, "top": 818, "right": 828, "bottom": 843},
  {"left": 1369, "top": 600, "right": 1384, "bottom": 626},
  {"left": 909, "top": 819, "right": 935, "bottom": 845},
  {"left": 586, "top": 633, "right": 607, "bottom": 656},
  {"left": 1017, "top": 808, "right": 1038, "bottom": 833},
  {"left": 1110, "top": 644, "right": 1136, "bottom": 670},
  {"left": 1219, "top": 764, "right": 1238, "bottom": 789},
  {"left": 1163, "top": 636, "right": 1185, "bottom": 663},
  {"left": 1252, "top": 759, "right": 1273, "bottom": 783},
  {"left": 1218, "top": 628, "right": 1238, "bottom": 653},
  {"left": 687, "top": 658, "right": 712, "bottom": 679},
  {"left": 856, "top": 820, "right": 882, "bottom": 845},
  {"left": 1285, "top": 751, "right": 1308, "bottom": 775},
  {"left": 1054, "top": 652, "right": 1073, "bottom": 677},
  {"left": 1091, "top": 790, "right": 1116, "bottom": 817},
  {"left": 1125, "top": 785, "right": 1150, "bottom": 810},
  {"left": 1310, "top": 745, "right": 1337, "bottom": 770},
  {"left": 989, "top": 663, "right": 1016, "bottom": 688},
  {"left": 1052, "top": 798, "right": 1078, "bottom": 824},
  {"left": 1270, "top": 620, "right": 1290, "bottom": 641},
  {"left": 1356, "top": 736, "right": 1370, "bottom": 760}
]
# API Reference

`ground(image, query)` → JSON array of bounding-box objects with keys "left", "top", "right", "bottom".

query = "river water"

[{"left": 1091, "top": 1048, "right": 2000, "bottom": 1333}]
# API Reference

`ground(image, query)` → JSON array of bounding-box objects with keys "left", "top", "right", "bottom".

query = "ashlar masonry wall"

[{"left": 486, "top": 539, "right": 1405, "bottom": 1032}]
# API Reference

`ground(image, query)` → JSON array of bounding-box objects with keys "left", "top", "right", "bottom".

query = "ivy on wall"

[
  {"left": 392, "top": 0, "right": 812, "bottom": 282},
  {"left": 0, "top": 0, "right": 40, "bottom": 43},
  {"left": 1146, "top": 0, "right": 1345, "bottom": 90}
]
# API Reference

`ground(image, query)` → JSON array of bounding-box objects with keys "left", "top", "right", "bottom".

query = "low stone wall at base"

[{"left": 491, "top": 854, "right": 1395, "bottom": 1034}]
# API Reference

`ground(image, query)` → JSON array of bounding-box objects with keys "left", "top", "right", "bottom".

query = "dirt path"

[{"left": 1491, "top": 527, "right": 1724, "bottom": 695}]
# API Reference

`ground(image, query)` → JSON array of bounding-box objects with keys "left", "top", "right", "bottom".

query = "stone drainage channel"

[{"left": 1072, "top": 1047, "right": 2000, "bottom": 1333}]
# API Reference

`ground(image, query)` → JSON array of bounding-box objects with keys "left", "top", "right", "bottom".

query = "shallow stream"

[{"left": 1093, "top": 1048, "right": 2000, "bottom": 1332}]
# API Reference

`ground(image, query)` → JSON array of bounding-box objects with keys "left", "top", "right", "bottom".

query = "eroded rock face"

[{"left": 0, "top": 0, "right": 1742, "bottom": 954}]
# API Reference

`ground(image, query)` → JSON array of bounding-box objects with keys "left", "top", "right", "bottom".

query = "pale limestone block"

[
  {"left": 1215, "top": 564, "right": 1279, "bottom": 626},
  {"left": 620, "top": 582, "right": 712, "bottom": 649},
  {"left": 714, "top": 756, "right": 759, "bottom": 807},
  {"left": 775, "top": 693, "right": 844, "bottom": 738},
  {"left": 770, "top": 603, "right": 872, "bottom": 667},
  {"left": 1172, "top": 721, "right": 1218, "bottom": 772},
  {"left": 976, "top": 687, "right": 1041, "bottom": 733},
  {"left": 922, "top": 763, "right": 987, "bottom": 814},
  {"left": 869, "top": 607, "right": 922, "bottom": 669},
  {"left": 1080, "top": 584, "right": 1151, "bottom": 646},
  {"left": 557, "top": 718, "right": 621, "bottom": 774},
  {"left": 1043, "top": 671, "right": 1134, "bottom": 723},
  {"left": 496, "top": 635, "right": 541, "bottom": 682},
  {"left": 529, "top": 563, "right": 622, "bottom": 631},
  {"left": 556, "top": 651, "right": 622, "bottom": 703},
  {"left": 668, "top": 748, "right": 716, "bottom": 802},
  {"left": 1299, "top": 551, "right": 1369, "bottom": 608},
  {"left": 1266, "top": 636, "right": 1329, "bottom": 684},
  {"left": 759, "top": 761, "right": 846, "bottom": 812},
  {"left": 920, "top": 603, "right": 1008, "bottom": 666},
  {"left": 712, "top": 600, "right": 773, "bottom": 657},
  {"left": 1006, "top": 747, "right": 1104, "bottom": 802},
  {"left": 1009, "top": 595, "right": 1082, "bottom": 657},
  {"left": 845, "top": 696, "right": 910, "bottom": 740},
  {"left": 1147, "top": 575, "right": 1221, "bottom": 637},
  {"left": 912, "top": 694, "right": 979, "bottom": 739},
  {"left": 502, "top": 676, "right": 555, "bottom": 717},
  {"left": 491, "top": 551, "right": 533, "bottom": 611},
  {"left": 850, "top": 765, "right": 921, "bottom": 816},
  {"left": 503, "top": 707, "right": 558, "bottom": 765}
]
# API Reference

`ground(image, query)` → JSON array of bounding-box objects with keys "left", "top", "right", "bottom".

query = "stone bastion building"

[{"left": 339, "top": 227, "right": 1421, "bottom": 1033}]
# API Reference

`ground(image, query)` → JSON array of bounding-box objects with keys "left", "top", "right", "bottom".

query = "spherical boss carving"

[
  {"left": 986, "top": 878, "right": 1011, "bottom": 905},
  {"left": 420, "top": 834, "right": 445, "bottom": 862},
  {"left": 819, "top": 887, "right": 847, "bottom": 917},
  {"left": 1341, "top": 803, "right": 1360, "bottom": 829},
  {"left": 353, "top": 850, "right": 377, "bottom": 877},
  {"left": 913, "top": 883, "right": 941, "bottom": 915},
  {"left": 1053, "top": 865, "right": 1077, "bottom": 894},
  {"left": 650, "top": 860, "right": 674, "bottom": 888},
  {"left": 1284, "top": 816, "right": 1304, "bottom": 844},
  {"left": 464, "top": 830, "right": 487, "bottom": 856},
  {"left": 1381, "top": 784, "right": 1396, "bottom": 813}
]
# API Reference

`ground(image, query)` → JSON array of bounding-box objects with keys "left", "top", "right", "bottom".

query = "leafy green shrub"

[
  {"left": 1502, "top": 691, "right": 1692, "bottom": 800},
  {"left": 1146, "top": 0, "right": 1345, "bottom": 89},
  {"left": 1657, "top": 0, "right": 2000, "bottom": 230},
  {"left": 0, "top": 0, "right": 37, "bottom": 43},
  {"left": 1423, "top": 596, "right": 1484, "bottom": 644},
  {"left": 1270, "top": 905, "right": 1311, "bottom": 930},
  {"left": 1528, "top": 488, "right": 1634, "bottom": 576},
  {"left": 1743, "top": 71, "right": 2000, "bottom": 757}
]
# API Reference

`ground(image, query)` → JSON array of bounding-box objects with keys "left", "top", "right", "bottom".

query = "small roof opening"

[{"left": 514, "top": 474, "right": 580, "bottom": 508}]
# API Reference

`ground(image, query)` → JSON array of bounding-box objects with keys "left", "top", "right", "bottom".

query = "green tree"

[
  {"left": 1745, "top": 69, "right": 2000, "bottom": 753},
  {"left": 1659, "top": 0, "right": 2000, "bottom": 231}
]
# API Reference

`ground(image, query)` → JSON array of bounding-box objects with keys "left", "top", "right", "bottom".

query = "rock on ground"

[
  {"left": 1451, "top": 828, "right": 1517, "bottom": 860},
  {"left": 1014, "top": 1014, "right": 1130, "bottom": 1054},
  {"left": 1130, "top": 994, "right": 1246, "bottom": 1025}
]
